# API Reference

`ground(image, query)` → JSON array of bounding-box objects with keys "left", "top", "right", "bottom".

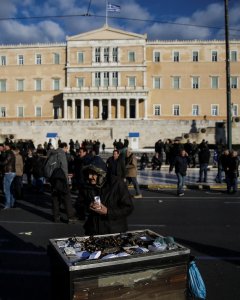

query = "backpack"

[
  {"left": 188, "top": 260, "right": 206, "bottom": 299},
  {"left": 43, "top": 151, "right": 61, "bottom": 179}
]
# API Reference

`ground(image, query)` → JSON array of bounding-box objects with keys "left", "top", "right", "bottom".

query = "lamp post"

[{"left": 224, "top": 0, "right": 232, "bottom": 150}]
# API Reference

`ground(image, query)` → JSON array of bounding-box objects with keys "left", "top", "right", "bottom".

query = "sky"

[{"left": 0, "top": 0, "right": 239, "bottom": 44}]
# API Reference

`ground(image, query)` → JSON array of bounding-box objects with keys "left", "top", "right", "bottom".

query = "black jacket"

[
  {"left": 0, "top": 150, "right": 16, "bottom": 173},
  {"left": 106, "top": 156, "right": 126, "bottom": 179},
  {"left": 83, "top": 175, "right": 134, "bottom": 235},
  {"left": 198, "top": 147, "right": 210, "bottom": 164},
  {"left": 171, "top": 155, "right": 189, "bottom": 176}
]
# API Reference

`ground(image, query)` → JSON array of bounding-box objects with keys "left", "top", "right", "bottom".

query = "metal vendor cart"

[{"left": 48, "top": 229, "right": 190, "bottom": 300}]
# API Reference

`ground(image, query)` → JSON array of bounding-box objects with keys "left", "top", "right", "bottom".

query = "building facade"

[{"left": 0, "top": 25, "right": 239, "bottom": 146}]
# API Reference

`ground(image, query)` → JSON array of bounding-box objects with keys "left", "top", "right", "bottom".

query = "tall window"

[
  {"left": 17, "top": 79, "right": 24, "bottom": 91},
  {"left": 0, "top": 107, "right": 6, "bottom": 117},
  {"left": 35, "top": 79, "right": 42, "bottom": 91},
  {"left": 154, "top": 105, "right": 161, "bottom": 116},
  {"left": 230, "top": 76, "right": 238, "bottom": 89},
  {"left": 95, "top": 72, "right": 101, "bottom": 87},
  {"left": 112, "top": 47, "right": 118, "bottom": 62},
  {"left": 103, "top": 72, "right": 109, "bottom": 87},
  {"left": 18, "top": 55, "right": 24, "bottom": 65},
  {"left": 232, "top": 104, "right": 238, "bottom": 117},
  {"left": 95, "top": 48, "right": 100, "bottom": 62},
  {"left": 77, "top": 52, "right": 84, "bottom": 64},
  {"left": 0, "top": 56, "right": 6, "bottom": 66},
  {"left": 53, "top": 53, "right": 60, "bottom": 64},
  {"left": 230, "top": 50, "right": 237, "bottom": 62},
  {"left": 212, "top": 51, "right": 218, "bottom": 62},
  {"left": 173, "top": 104, "right": 180, "bottom": 116},
  {"left": 35, "top": 106, "right": 42, "bottom": 117},
  {"left": 36, "top": 54, "right": 42, "bottom": 65},
  {"left": 112, "top": 72, "right": 118, "bottom": 87},
  {"left": 211, "top": 104, "right": 219, "bottom": 116},
  {"left": 153, "top": 77, "right": 161, "bottom": 89},
  {"left": 154, "top": 51, "right": 160, "bottom": 62},
  {"left": 211, "top": 76, "right": 219, "bottom": 89},
  {"left": 77, "top": 77, "right": 84, "bottom": 88},
  {"left": 192, "top": 77, "right": 199, "bottom": 89},
  {"left": 173, "top": 51, "right": 179, "bottom": 62},
  {"left": 173, "top": 76, "right": 180, "bottom": 89},
  {"left": 192, "top": 105, "right": 199, "bottom": 116},
  {"left": 53, "top": 79, "right": 60, "bottom": 91},
  {"left": 0, "top": 79, "right": 6, "bottom": 92},
  {"left": 128, "top": 51, "right": 135, "bottom": 62},
  {"left": 193, "top": 51, "right": 199, "bottom": 62},
  {"left": 128, "top": 76, "right": 136, "bottom": 87},
  {"left": 104, "top": 47, "right": 109, "bottom": 62},
  {"left": 17, "top": 106, "right": 24, "bottom": 117}
]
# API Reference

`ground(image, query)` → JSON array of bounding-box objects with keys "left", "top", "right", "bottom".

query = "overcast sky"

[{"left": 0, "top": 0, "right": 239, "bottom": 44}]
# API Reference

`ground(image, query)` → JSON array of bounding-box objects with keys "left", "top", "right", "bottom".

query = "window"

[
  {"left": 18, "top": 55, "right": 24, "bottom": 65},
  {"left": 211, "top": 104, "right": 219, "bottom": 116},
  {"left": 35, "top": 79, "right": 42, "bottom": 91},
  {"left": 17, "top": 106, "right": 24, "bottom": 117},
  {"left": 104, "top": 72, "right": 109, "bottom": 87},
  {"left": 35, "top": 106, "right": 42, "bottom": 117},
  {"left": 77, "top": 77, "right": 84, "bottom": 88},
  {"left": 95, "top": 48, "right": 101, "bottom": 63},
  {"left": 232, "top": 104, "right": 238, "bottom": 117},
  {"left": 154, "top": 51, "right": 160, "bottom": 62},
  {"left": 104, "top": 47, "right": 109, "bottom": 63},
  {"left": 77, "top": 52, "right": 84, "bottom": 64},
  {"left": 154, "top": 105, "right": 161, "bottom": 116},
  {"left": 153, "top": 77, "right": 161, "bottom": 89},
  {"left": 173, "top": 104, "right": 180, "bottom": 116},
  {"left": 17, "top": 79, "right": 24, "bottom": 92},
  {"left": 230, "top": 50, "right": 237, "bottom": 62},
  {"left": 128, "top": 76, "right": 136, "bottom": 87},
  {"left": 36, "top": 54, "right": 42, "bottom": 65},
  {"left": 212, "top": 51, "right": 218, "bottom": 62},
  {"left": 193, "top": 51, "right": 199, "bottom": 62},
  {"left": 0, "top": 56, "right": 6, "bottom": 66},
  {"left": 211, "top": 76, "right": 219, "bottom": 89},
  {"left": 173, "top": 76, "right": 180, "bottom": 89},
  {"left": 173, "top": 51, "right": 179, "bottom": 62},
  {"left": 0, "top": 107, "right": 6, "bottom": 117},
  {"left": 112, "top": 47, "right": 118, "bottom": 62},
  {"left": 192, "top": 77, "right": 199, "bottom": 89},
  {"left": 230, "top": 76, "right": 238, "bottom": 89},
  {"left": 53, "top": 79, "right": 60, "bottom": 91},
  {"left": 192, "top": 105, "right": 199, "bottom": 116},
  {"left": 53, "top": 53, "right": 60, "bottom": 64},
  {"left": 0, "top": 79, "right": 6, "bottom": 92},
  {"left": 112, "top": 72, "right": 118, "bottom": 87},
  {"left": 95, "top": 72, "right": 101, "bottom": 87},
  {"left": 128, "top": 51, "right": 135, "bottom": 62}
]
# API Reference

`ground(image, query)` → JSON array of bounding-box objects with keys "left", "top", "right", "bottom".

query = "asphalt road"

[{"left": 0, "top": 186, "right": 240, "bottom": 300}]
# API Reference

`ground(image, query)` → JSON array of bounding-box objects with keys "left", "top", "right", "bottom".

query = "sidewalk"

[{"left": 137, "top": 166, "right": 240, "bottom": 190}]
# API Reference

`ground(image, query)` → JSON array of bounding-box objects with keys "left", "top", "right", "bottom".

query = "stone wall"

[{"left": 0, "top": 119, "right": 239, "bottom": 147}]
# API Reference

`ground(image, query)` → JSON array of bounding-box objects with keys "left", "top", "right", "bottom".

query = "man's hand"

[{"left": 90, "top": 202, "right": 108, "bottom": 215}]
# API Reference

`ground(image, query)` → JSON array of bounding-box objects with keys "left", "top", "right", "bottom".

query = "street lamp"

[{"left": 224, "top": 0, "right": 232, "bottom": 150}]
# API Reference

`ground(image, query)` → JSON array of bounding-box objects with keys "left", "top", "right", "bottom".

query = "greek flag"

[{"left": 107, "top": 3, "right": 121, "bottom": 12}]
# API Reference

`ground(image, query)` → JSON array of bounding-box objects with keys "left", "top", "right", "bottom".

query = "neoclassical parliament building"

[{"left": 0, "top": 25, "right": 239, "bottom": 144}]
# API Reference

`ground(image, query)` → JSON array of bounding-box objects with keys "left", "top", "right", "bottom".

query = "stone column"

[
  {"left": 99, "top": 99, "right": 103, "bottom": 119},
  {"left": 64, "top": 99, "right": 68, "bottom": 120},
  {"left": 72, "top": 99, "right": 76, "bottom": 120},
  {"left": 144, "top": 98, "right": 147, "bottom": 119},
  {"left": 126, "top": 98, "right": 130, "bottom": 119},
  {"left": 108, "top": 99, "right": 112, "bottom": 120},
  {"left": 90, "top": 99, "right": 94, "bottom": 119},
  {"left": 81, "top": 99, "right": 85, "bottom": 119},
  {"left": 135, "top": 99, "right": 139, "bottom": 119},
  {"left": 117, "top": 98, "right": 121, "bottom": 119}
]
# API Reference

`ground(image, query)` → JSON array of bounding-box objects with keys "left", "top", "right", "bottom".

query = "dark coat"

[
  {"left": 106, "top": 156, "right": 126, "bottom": 179},
  {"left": 198, "top": 147, "right": 210, "bottom": 164},
  {"left": 83, "top": 175, "right": 134, "bottom": 235},
  {"left": 171, "top": 155, "right": 189, "bottom": 176},
  {"left": 0, "top": 150, "right": 16, "bottom": 173}
]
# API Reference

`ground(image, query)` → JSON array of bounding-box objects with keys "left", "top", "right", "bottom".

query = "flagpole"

[{"left": 105, "top": 0, "right": 108, "bottom": 26}]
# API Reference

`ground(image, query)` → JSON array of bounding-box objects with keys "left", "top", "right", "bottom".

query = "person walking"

[
  {"left": 12, "top": 146, "right": 24, "bottom": 200},
  {"left": 170, "top": 149, "right": 189, "bottom": 196},
  {"left": 106, "top": 149, "right": 126, "bottom": 180},
  {"left": 225, "top": 150, "right": 239, "bottom": 194},
  {"left": 125, "top": 148, "right": 142, "bottom": 198},
  {"left": 197, "top": 142, "right": 210, "bottom": 183}
]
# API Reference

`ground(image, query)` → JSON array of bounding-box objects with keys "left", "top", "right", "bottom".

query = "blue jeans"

[
  {"left": 199, "top": 163, "right": 208, "bottom": 182},
  {"left": 3, "top": 172, "right": 16, "bottom": 208},
  {"left": 176, "top": 173, "right": 185, "bottom": 194},
  {"left": 126, "top": 177, "right": 141, "bottom": 195}
]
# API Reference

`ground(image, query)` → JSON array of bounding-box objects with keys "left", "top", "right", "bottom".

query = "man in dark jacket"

[
  {"left": 225, "top": 150, "right": 239, "bottom": 194},
  {"left": 170, "top": 149, "right": 189, "bottom": 196},
  {"left": 106, "top": 149, "right": 126, "bottom": 179},
  {"left": 82, "top": 157, "right": 134, "bottom": 235},
  {"left": 197, "top": 143, "right": 210, "bottom": 183},
  {"left": 0, "top": 143, "right": 16, "bottom": 209}
]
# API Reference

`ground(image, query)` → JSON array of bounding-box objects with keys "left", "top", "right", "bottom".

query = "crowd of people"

[{"left": 0, "top": 136, "right": 239, "bottom": 233}]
